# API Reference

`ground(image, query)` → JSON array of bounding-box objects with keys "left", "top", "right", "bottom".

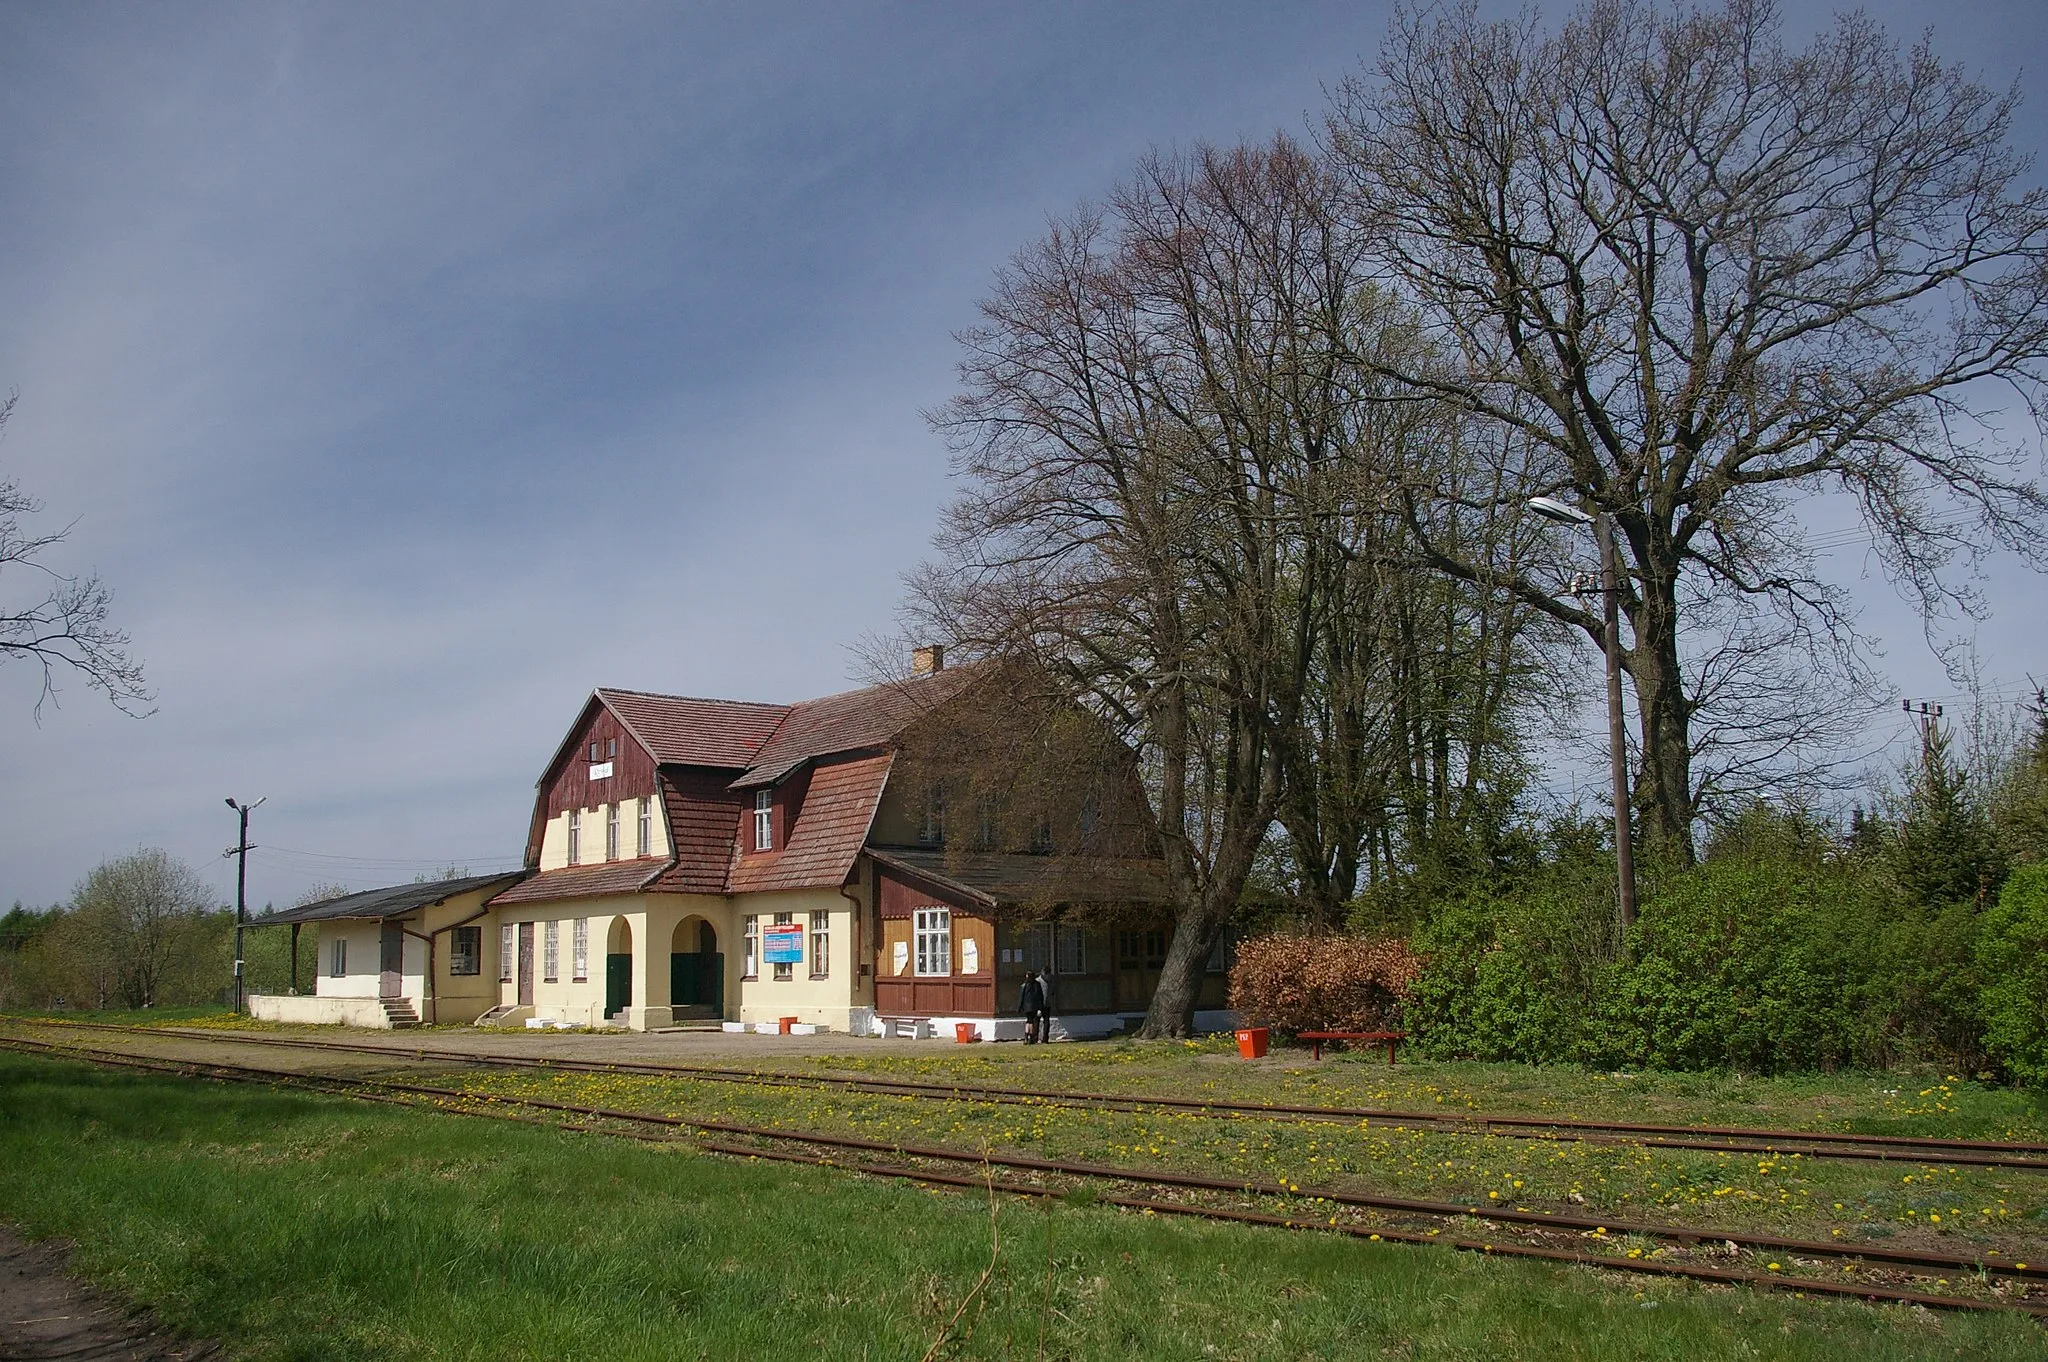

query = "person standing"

[{"left": 1018, "top": 970, "right": 1048, "bottom": 1044}]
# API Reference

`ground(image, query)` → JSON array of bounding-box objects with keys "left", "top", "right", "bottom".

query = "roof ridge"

[{"left": 596, "top": 686, "right": 793, "bottom": 711}]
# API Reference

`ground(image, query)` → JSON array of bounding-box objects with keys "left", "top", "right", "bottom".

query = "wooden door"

[
  {"left": 605, "top": 953, "right": 631, "bottom": 1017},
  {"left": 517, "top": 922, "right": 535, "bottom": 1006},
  {"left": 379, "top": 921, "right": 404, "bottom": 999},
  {"left": 1114, "top": 929, "right": 1166, "bottom": 1009}
]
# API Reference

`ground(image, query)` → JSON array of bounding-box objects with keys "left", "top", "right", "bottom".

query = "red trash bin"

[
  {"left": 954, "top": 1022, "right": 980, "bottom": 1043},
  {"left": 779, "top": 1016, "right": 798, "bottom": 1035},
  {"left": 1235, "top": 1027, "right": 1269, "bottom": 1059}
]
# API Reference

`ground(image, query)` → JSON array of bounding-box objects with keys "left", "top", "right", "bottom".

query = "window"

[
  {"left": 1030, "top": 817, "right": 1053, "bottom": 854},
  {"left": 329, "top": 937, "right": 346, "bottom": 978},
  {"left": 605, "top": 802, "right": 620, "bottom": 861},
  {"left": 543, "top": 920, "right": 559, "bottom": 982},
  {"left": 567, "top": 808, "right": 581, "bottom": 866},
  {"left": 637, "top": 797, "right": 651, "bottom": 857},
  {"left": 753, "top": 789, "right": 773, "bottom": 851},
  {"left": 450, "top": 926, "right": 481, "bottom": 976},
  {"left": 500, "top": 924, "right": 514, "bottom": 982},
  {"left": 607, "top": 738, "right": 617, "bottom": 760},
  {"left": 914, "top": 908, "right": 952, "bottom": 977},
  {"left": 919, "top": 784, "right": 945, "bottom": 845},
  {"left": 773, "top": 910, "right": 794, "bottom": 981},
  {"left": 1118, "top": 930, "right": 1166, "bottom": 970},
  {"left": 572, "top": 918, "right": 589, "bottom": 981},
  {"left": 809, "top": 910, "right": 829, "bottom": 979},
  {"left": 1056, "top": 925, "right": 1085, "bottom": 975},
  {"left": 588, "top": 741, "right": 600, "bottom": 763},
  {"left": 743, "top": 916, "right": 758, "bottom": 979}
]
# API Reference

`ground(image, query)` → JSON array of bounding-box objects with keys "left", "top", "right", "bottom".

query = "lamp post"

[
  {"left": 1527, "top": 496, "right": 1638, "bottom": 936},
  {"left": 224, "top": 796, "right": 265, "bottom": 1012}
]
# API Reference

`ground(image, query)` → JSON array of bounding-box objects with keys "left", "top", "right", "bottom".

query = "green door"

[
  {"left": 670, "top": 952, "right": 699, "bottom": 1007},
  {"left": 605, "top": 953, "right": 632, "bottom": 1018},
  {"left": 701, "top": 952, "right": 723, "bottom": 1016}
]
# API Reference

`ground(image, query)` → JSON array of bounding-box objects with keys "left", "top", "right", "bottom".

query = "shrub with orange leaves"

[{"left": 1227, "top": 933, "right": 1423, "bottom": 1035}]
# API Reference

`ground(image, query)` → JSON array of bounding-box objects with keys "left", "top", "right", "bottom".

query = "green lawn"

[{"left": 1, "top": 1051, "right": 2043, "bottom": 1360}]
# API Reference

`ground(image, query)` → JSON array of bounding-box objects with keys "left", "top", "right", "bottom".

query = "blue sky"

[{"left": 1, "top": 1, "right": 2042, "bottom": 910}]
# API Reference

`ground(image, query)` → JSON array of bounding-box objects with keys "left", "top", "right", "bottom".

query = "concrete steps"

[{"left": 380, "top": 997, "right": 421, "bottom": 1029}]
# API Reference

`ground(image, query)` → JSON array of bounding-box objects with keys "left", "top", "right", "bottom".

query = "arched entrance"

[
  {"left": 670, "top": 916, "right": 722, "bottom": 1017},
  {"left": 604, "top": 917, "right": 633, "bottom": 1020}
]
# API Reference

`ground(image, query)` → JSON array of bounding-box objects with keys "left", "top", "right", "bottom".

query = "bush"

[
  {"left": 1228, "top": 934, "right": 1421, "bottom": 1035},
  {"left": 1977, "top": 863, "right": 2048, "bottom": 1085}
]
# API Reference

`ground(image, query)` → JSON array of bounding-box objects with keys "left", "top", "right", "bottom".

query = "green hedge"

[{"left": 1977, "top": 864, "right": 2048, "bottom": 1085}]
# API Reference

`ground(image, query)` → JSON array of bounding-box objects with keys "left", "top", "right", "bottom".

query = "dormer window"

[{"left": 753, "top": 789, "right": 773, "bottom": 851}]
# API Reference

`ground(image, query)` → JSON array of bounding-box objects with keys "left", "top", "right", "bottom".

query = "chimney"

[{"left": 911, "top": 644, "right": 946, "bottom": 676}]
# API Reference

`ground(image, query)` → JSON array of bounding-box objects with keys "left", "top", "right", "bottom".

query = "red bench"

[{"left": 1297, "top": 1030, "right": 1406, "bottom": 1063}]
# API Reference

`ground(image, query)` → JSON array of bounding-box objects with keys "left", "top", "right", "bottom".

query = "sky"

[{"left": 1, "top": 1, "right": 2043, "bottom": 911}]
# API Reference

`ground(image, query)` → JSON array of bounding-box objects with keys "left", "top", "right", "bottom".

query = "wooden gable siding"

[
  {"left": 545, "top": 704, "right": 659, "bottom": 819},
  {"left": 873, "top": 857, "right": 996, "bottom": 1017}
]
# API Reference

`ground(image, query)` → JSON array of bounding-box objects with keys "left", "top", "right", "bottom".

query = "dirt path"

[{"left": 0, "top": 1226, "right": 216, "bottom": 1361}]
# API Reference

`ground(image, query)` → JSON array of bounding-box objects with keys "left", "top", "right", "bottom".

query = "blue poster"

[{"left": 763, "top": 926, "right": 804, "bottom": 964}]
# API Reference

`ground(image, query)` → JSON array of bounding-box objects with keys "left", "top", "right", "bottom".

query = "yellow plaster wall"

[
  {"left": 536, "top": 795, "right": 671, "bottom": 872},
  {"left": 732, "top": 888, "right": 862, "bottom": 1028}
]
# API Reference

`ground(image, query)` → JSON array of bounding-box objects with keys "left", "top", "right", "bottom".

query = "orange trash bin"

[
  {"left": 955, "top": 1022, "right": 980, "bottom": 1043},
  {"left": 779, "top": 1016, "right": 798, "bottom": 1035},
  {"left": 1235, "top": 1026, "right": 1269, "bottom": 1059}
]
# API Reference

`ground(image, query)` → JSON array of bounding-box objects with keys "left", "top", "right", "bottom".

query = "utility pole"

[
  {"left": 224, "top": 796, "right": 265, "bottom": 1012},
  {"left": 1904, "top": 700, "right": 1945, "bottom": 768},
  {"left": 1528, "top": 496, "right": 1637, "bottom": 938}
]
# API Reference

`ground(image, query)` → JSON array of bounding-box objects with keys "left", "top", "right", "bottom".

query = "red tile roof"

[
  {"left": 651, "top": 768, "right": 748, "bottom": 894},
  {"left": 734, "top": 668, "right": 979, "bottom": 788},
  {"left": 598, "top": 688, "right": 791, "bottom": 769},
  {"left": 490, "top": 860, "right": 665, "bottom": 906},
  {"left": 727, "top": 753, "right": 893, "bottom": 894}
]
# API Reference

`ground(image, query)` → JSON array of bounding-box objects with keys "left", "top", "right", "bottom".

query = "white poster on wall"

[
  {"left": 961, "top": 939, "right": 979, "bottom": 975},
  {"left": 892, "top": 940, "right": 909, "bottom": 975}
]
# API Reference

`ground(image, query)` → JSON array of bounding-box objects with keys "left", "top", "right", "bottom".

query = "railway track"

[
  {"left": 5, "top": 1031, "right": 2045, "bottom": 1321},
  {"left": 22, "top": 1018, "right": 2048, "bottom": 1173}
]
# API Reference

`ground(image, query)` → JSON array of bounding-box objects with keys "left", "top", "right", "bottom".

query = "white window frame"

[
  {"left": 808, "top": 910, "right": 829, "bottom": 979},
  {"left": 773, "top": 910, "right": 795, "bottom": 981},
  {"left": 572, "top": 918, "right": 589, "bottom": 982},
  {"left": 543, "top": 920, "right": 559, "bottom": 983},
  {"left": 637, "top": 797, "right": 651, "bottom": 857},
  {"left": 450, "top": 926, "right": 481, "bottom": 976},
  {"left": 605, "top": 802, "right": 620, "bottom": 861},
  {"left": 743, "top": 915, "right": 758, "bottom": 979},
  {"left": 567, "top": 808, "right": 581, "bottom": 866},
  {"left": 753, "top": 789, "right": 773, "bottom": 851},
  {"left": 329, "top": 937, "right": 346, "bottom": 978},
  {"left": 500, "top": 924, "right": 514, "bottom": 983},
  {"left": 914, "top": 907, "right": 952, "bottom": 977}
]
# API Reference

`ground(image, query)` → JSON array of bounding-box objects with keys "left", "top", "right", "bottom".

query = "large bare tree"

[
  {"left": 1, "top": 394, "right": 151, "bottom": 718},
  {"left": 912, "top": 140, "right": 1362, "bottom": 1036},
  {"left": 1328, "top": 0, "right": 2048, "bottom": 857}
]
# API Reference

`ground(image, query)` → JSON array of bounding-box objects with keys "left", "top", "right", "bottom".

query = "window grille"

[
  {"left": 329, "top": 938, "right": 346, "bottom": 978},
  {"left": 500, "top": 924, "right": 514, "bottom": 982},
  {"left": 743, "top": 916, "right": 758, "bottom": 979},
  {"left": 637, "top": 797, "right": 651, "bottom": 857},
  {"left": 809, "top": 910, "right": 829, "bottom": 979},
  {"left": 572, "top": 918, "right": 589, "bottom": 981},
  {"left": 542, "top": 921, "right": 559, "bottom": 983},
  {"left": 753, "top": 789, "right": 773, "bottom": 850},
  {"left": 567, "top": 809, "right": 581, "bottom": 866},
  {"left": 914, "top": 908, "right": 952, "bottom": 977},
  {"left": 1056, "top": 925, "right": 1086, "bottom": 974},
  {"left": 606, "top": 803, "right": 619, "bottom": 861},
  {"left": 450, "top": 926, "right": 481, "bottom": 976}
]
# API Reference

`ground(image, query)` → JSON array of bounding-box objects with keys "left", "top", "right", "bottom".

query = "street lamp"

[
  {"left": 225, "top": 796, "right": 265, "bottom": 1012},
  {"left": 1527, "top": 496, "right": 1638, "bottom": 936}
]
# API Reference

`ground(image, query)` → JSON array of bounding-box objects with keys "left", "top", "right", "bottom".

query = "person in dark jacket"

[{"left": 1018, "top": 970, "right": 1049, "bottom": 1044}]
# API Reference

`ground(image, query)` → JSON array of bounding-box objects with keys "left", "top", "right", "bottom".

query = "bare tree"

[
  {"left": 1328, "top": 0, "right": 2048, "bottom": 858},
  {"left": 913, "top": 139, "right": 1366, "bottom": 1036},
  {"left": 1, "top": 394, "right": 151, "bottom": 719}
]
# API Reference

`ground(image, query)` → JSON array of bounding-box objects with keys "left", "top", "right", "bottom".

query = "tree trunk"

[{"left": 1624, "top": 569, "right": 1696, "bottom": 861}]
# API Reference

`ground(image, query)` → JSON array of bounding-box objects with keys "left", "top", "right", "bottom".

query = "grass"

[{"left": 2, "top": 1050, "right": 2045, "bottom": 1359}]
